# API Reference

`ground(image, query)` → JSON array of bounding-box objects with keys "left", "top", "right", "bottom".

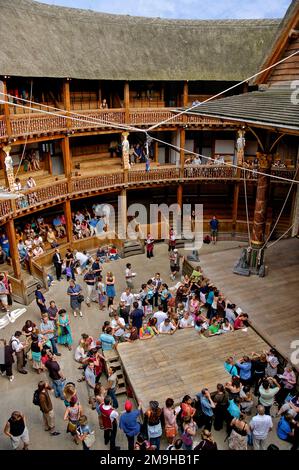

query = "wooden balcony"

[
  {"left": 0, "top": 107, "right": 232, "bottom": 140},
  {"left": 0, "top": 165, "right": 294, "bottom": 225}
]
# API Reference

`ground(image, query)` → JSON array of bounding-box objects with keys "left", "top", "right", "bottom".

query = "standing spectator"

[
  {"left": 67, "top": 279, "right": 83, "bottom": 318},
  {"left": 76, "top": 415, "right": 94, "bottom": 451},
  {"left": 30, "top": 334, "right": 44, "bottom": 374},
  {"left": 152, "top": 272, "right": 162, "bottom": 307},
  {"left": 0, "top": 273, "right": 9, "bottom": 312},
  {"left": 106, "top": 366, "right": 119, "bottom": 409},
  {"left": 276, "top": 364, "right": 297, "bottom": 407},
  {"left": 40, "top": 313, "right": 61, "bottom": 356},
  {"left": 10, "top": 331, "right": 27, "bottom": 374},
  {"left": 197, "top": 388, "right": 215, "bottom": 431},
  {"left": 106, "top": 272, "right": 116, "bottom": 307},
  {"left": 209, "top": 216, "right": 219, "bottom": 244},
  {"left": 181, "top": 416, "right": 197, "bottom": 450},
  {"left": 120, "top": 287, "right": 134, "bottom": 317},
  {"left": 125, "top": 263, "right": 136, "bottom": 290},
  {"left": 99, "top": 327, "right": 116, "bottom": 352},
  {"left": 236, "top": 356, "right": 252, "bottom": 386},
  {"left": 145, "top": 233, "right": 154, "bottom": 258},
  {"left": 194, "top": 429, "right": 218, "bottom": 451},
  {"left": 119, "top": 400, "right": 142, "bottom": 451},
  {"left": 35, "top": 284, "right": 47, "bottom": 313},
  {"left": 91, "top": 256, "right": 102, "bottom": 279},
  {"left": 57, "top": 309, "right": 73, "bottom": 351},
  {"left": 4, "top": 411, "right": 30, "bottom": 450},
  {"left": 65, "top": 248, "right": 76, "bottom": 281},
  {"left": 258, "top": 377, "right": 280, "bottom": 415},
  {"left": 163, "top": 398, "right": 178, "bottom": 444},
  {"left": 52, "top": 248, "right": 63, "bottom": 281},
  {"left": 130, "top": 301, "right": 144, "bottom": 334},
  {"left": 99, "top": 396, "right": 119, "bottom": 451},
  {"left": 84, "top": 269, "right": 96, "bottom": 307},
  {"left": 74, "top": 249, "right": 89, "bottom": 273},
  {"left": 45, "top": 350, "right": 65, "bottom": 400},
  {"left": 85, "top": 361, "right": 96, "bottom": 408},
  {"left": 168, "top": 228, "right": 176, "bottom": 252},
  {"left": 37, "top": 381, "right": 60, "bottom": 436},
  {"left": 250, "top": 405, "right": 273, "bottom": 450},
  {"left": 0, "top": 339, "right": 15, "bottom": 382},
  {"left": 144, "top": 401, "right": 163, "bottom": 450},
  {"left": 47, "top": 228, "right": 59, "bottom": 248}
]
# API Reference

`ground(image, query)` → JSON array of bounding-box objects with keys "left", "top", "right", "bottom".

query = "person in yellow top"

[{"left": 139, "top": 321, "right": 155, "bottom": 340}]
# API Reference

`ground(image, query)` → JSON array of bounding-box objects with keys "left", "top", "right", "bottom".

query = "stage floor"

[
  {"left": 118, "top": 328, "right": 268, "bottom": 406},
  {"left": 195, "top": 238, "right": 299, "bottom": 369}
]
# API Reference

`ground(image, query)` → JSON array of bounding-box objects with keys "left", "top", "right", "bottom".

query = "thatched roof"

[
  {"left": 0, "top": 0, "right": 281, "bottom": 82},
  {"left": 183, "top": 88, "right": 299, "bottom": 132}
]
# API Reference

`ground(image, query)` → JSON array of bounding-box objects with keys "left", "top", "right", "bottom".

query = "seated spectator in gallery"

[
  {"left": 31, "top": 150, "right": 41, "bottom": 170},
  {"left": 73, "top": 220, "right": 83, "bottom": 239},
  {"left": 24, "top": 236, "right": 34, "bottom": 250},
  {"left": 33, "top": 234, "right": 44, "bottom": 248},
  {"left": 0, "top": 246, "right": 7, "bottom": 264},
  {"left": 81, "top": 220, "right": 90, "bottom": 238},
  {"left": 25, "top": 176, "right": 36, "bottom": 189},
  {"left": 13, "top": 178, "right": 22, "bottom": 191},
  {"left": 75, "top": 210, "right": 85, "bottom": 223},
  {"left": 53, "top": 215, "right": 66, "bottom": 238},
  {"left": 192, "top": 156, "right": 202, "bottom": 165},
  {"left": 100, "top": 99, "right": 108, "bottom": 109},
  {"left": 33, "top": 245, "right": 44, "bottom": 258},
  {"left": 89, "top": 216, "right": 98, "bottom": 236},
  {"left": 17, "top": 241, "right": 27, "bottom": 263},
  {"left": 47, "top": 228, "right": 59, "bottom": 248}
]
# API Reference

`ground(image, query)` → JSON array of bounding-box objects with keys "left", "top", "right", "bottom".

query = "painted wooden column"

[
  {"left": 0, "top": 147, "right": 10, "bottom": 188},
  {"left": 177, "top": 183, "right": 183, "bottom": 209},
  {"left": 183, "top": 81, "right": 189, "bottom": 107},
  {"left": 63, "top": 200, "right": 73, "bottom": 246},
  {"left": 2, "top": 79, "right": 12, "bottom": 137},
  {"left": 6, "top": 218, "right": 21, "bottom": 279},
  {"left": 179, "top": 128, "right": 185, "bottom": 177},
  {"left": 154, "top": 141, "right": 159, "bottom": 163},
  {"left": 118, "top": 189, "right": 127, "bottom": 240},
  {"left": 62, "top": 136, "right": 72, "bottom": 180},
  {"left": 63, "top": 79, "right": 71, "bottom": 128},
  {"left": 124, "top": 81, "right": 130, "bottom": 124}
]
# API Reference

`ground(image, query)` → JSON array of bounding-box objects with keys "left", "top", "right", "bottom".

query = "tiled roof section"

[{"left": 185, "top": 88, "right": 299, "bottom": 131}]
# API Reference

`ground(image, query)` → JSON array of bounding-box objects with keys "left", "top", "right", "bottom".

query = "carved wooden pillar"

[
  {"left": 62, "top": 136, "right": 72, "bottom": 179},
  {"left": 154, "top": 141, "right": 159, "bottom": 163},
  {"left": 6, "top": 218, "right": 21, "bottom": 279},
  {"left": 64, "top": 200, "right": 73, "bottom": 246},
  {"left": 183, "top": 81, "right": 189, "bottom": 107},
  {"left": 2, "top": 79, "right": 12, "bottom": 137},
  {"left": 124, "top": 81, "right": 130, "bottom": 124},
  {"left": 0, "top": 147, "right": 10, "bottom": 188},
  {"left": 251, "top": 156, "right": 272, "bottom": 243}
]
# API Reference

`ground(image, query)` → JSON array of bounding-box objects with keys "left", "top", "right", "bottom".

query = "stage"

[{"left": 118, "top": 328, "right": 268, "bottom": 406}]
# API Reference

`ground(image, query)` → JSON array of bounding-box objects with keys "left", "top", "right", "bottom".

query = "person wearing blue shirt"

[
  {"left": 227, "top": 398, "right": 241, "bottom": 419},
  {"left": 119, "top": 400, "right": 142, "bottom": 450},
  {"left": 196, "top": 389, "right": 215, "bottom": 431},
  {"left": 236, "top": 356, "right": 252, "bottom": 386},
  {"left": 277, "top": 414, "right": 294, "bottom": 442},
  {"left": 224, "top": 357, "right": 238, "bottom": 377},
  {"left": 99, "top": 327, "right": 116, "bottom": 351},
  {"left": 209, "top": 216, "right": 219, "bottom": 244}
]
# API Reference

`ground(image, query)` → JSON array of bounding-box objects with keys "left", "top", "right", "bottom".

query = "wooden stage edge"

[{"left": 118, "top": 328, "right": 269, "bottom": 407}]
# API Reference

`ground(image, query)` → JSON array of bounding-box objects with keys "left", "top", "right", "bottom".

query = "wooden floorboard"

[{"left": 118, "top": 328, "right": 269, "bottom": 406}]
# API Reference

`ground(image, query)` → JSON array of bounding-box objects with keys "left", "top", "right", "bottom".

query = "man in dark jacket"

[
  {"left": 37, "top": 381, "right": 60, "bottom": 436},
  {"left": 52, "top": 248, "right": 63, "bottom": 281}
]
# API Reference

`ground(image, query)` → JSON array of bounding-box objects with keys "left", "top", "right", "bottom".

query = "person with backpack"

[
  {"left": 181, "top": 416, "right": 197, "bottom": 450},
  {"left": 144, "top": 401, "right": 163, "bottom": 450},
  {"left": 34, "top": 381, "right": 60, "bottom": 436}
]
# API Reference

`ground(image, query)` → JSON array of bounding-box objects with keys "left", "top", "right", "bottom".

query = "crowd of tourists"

[{"left": 1, "top": 235, "right": 298, "bottom": 451}]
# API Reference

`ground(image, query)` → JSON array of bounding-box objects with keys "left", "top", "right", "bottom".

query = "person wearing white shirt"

[
  {"left": 250, "top": 405, "right": 273, "bottom": 450},
  {"left": 99, "top": 396, "right": 119, "bottom": 450},
  {"left": 179, "top": 312, "right": 194, "bottom": 329},
  {"left": 153, "top": 309, "right": 168, "bottom": 328},
  {"left": 111, "top": 313, "right": 126, "bottom": 339},
  {"left": 74, "top": 250, "right": 89, "bottom": 270},
  {"left": 120, "top": 288, "right": 134, "bottom": 315},
  {"left": 125, "top": 263, "right": 136, "bottom": 290},
  {"left": 10, "top": 332, "right": 27, "bottom": 374},
  {"left": 33, "top": 245, "right": 44, "bottom": 257},
  {"left": 159, "top": 319, "right": 176, "bottom": 335}
]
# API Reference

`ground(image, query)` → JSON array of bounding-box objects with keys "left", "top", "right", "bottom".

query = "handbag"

[
  {"left": 67, "top": 421, "right": 77, "bottom": 434},
  {"left": 181, "top": 430, "right": 193, "bottom": 447},
  {"left": 84, "top": 431, "right": 96, "bottom": 448},
  {"left": 77, "top": 294, "right": 84, "bottom": 303},
  {"left": 165, "top": 425, "right": 177, "bottom": 439}
]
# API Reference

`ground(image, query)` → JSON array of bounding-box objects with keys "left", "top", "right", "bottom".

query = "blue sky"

[{"left": 38, "top": 0, "right": 292, "bottom": 20}]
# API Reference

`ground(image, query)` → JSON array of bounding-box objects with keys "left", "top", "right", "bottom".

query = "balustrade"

[
  {"left": 15, "top": 181, "right": 68, "bottom": 212},
  {"left": 128, "top": 167, "right": 180, "bottom": 182},
  {"left": 0, "top": 199, "right": 12, "bottom": 218},
  {"left": 184, "top": 165, "right": 237, "bottom": 179},
  {"left": 0, "top": 117, "right": 6, "bottom": 137},
  {"left": 72, "top": 172, "right": 124, "bottom": 193},
  {"left": 11, "top": 113, "right": 66, "bottom": 136}
]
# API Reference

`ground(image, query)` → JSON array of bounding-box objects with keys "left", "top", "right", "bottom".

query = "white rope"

[
  {"left": 0, "top": 92, "right": 146, "bottom": 134},
  {"left": 243, "top": 170, "right": 251, "bottom": 244},
  {"left": 262, "top": 165, "right": 299, "bottom": 249},
  {"left": 147, "top": 133, "right": 299, "bottom": 185},
  {"left": 146, "top": 49, "right": 299, "bottom": 131},
  {"left": 266, "top": 223, "right": 295, "bottom": 249},
  {"left": 14, "top": 80, "right": 33, "bottom": 178}
]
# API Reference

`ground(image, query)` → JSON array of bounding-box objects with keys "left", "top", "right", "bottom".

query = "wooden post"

[
  {"left": 177, "top": 183, "right": 183, "bottom": 209},
  {"left": 2, "top": 79, "right": 12, "bottom": 137},
  {"left": 232, "top": 181, "right": 240, "bottom": 234},
  {"left": 0, "top": 148, "right": 10, "bottom": 188},
  {"left": 98, "top": 82, "right": 102, "bottom": 109},
  {"left": 118, "top": 189, "right": 127, "bottom": 240},
  {"left": 183, "top": 81, "right": 189, "bottom": 107},
  {"left": 154, "top": 140, "right": 159, "bottom": 163},
  {"left": 64, "top": 200, "right": 73, "bottom": 246},
  {"left": 63, "top": 79, "right": 71, "bottom": 128},
  {"left": 62, "top": 136, "right": 72, "bottom": 179},
  {"left": 124, "top": 81, "right": 130, "bottom": 124},
  {"left": 6, "top": 218, "right": 21, "bottom": 279},
  {"left": 179, "top": 128, "right": 185, "bottom": 177}
]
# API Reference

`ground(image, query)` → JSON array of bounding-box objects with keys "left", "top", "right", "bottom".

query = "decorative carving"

[
  {"left": 3, "top": 145, "right": 15, "bottom": 191},
  {"left": 122, "top": 132, "right": 130, "bottom": 170}
]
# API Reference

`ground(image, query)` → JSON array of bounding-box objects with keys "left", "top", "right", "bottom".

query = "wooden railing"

[
  {"left": 184, "top": 165, "right": 237, "bottom": 179},
  {"left": 0, "top": 166, "right": 295, "bottom": 224},
  {"left": 15, "top": 180, "right": 69, "bottom": 213},
  {"left": 29, "top": 257, "right": 48, "bottom": 289},
  {"left": 0, "top": 107, "right": 230, "bottom": 139},
  {"left": 8, "top": 274, "right": 29, "bottom": 305}
]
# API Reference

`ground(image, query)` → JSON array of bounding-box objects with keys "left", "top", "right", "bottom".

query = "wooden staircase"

[
  {"left": 103, "top": 349, "right": 127, "bottom": 395},
  {"left": 122, "top": 239, "right": 145, "bottom": 257}
]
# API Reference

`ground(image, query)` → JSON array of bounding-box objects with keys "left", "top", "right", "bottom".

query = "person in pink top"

[
  {"left": 163, "top": 398, "right": 178, "bottom": 444},
  {"left": 276, "top": 364, "right": 297, "bottom": 407}
]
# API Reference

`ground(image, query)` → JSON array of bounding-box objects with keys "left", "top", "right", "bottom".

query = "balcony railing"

[
  {"left": 184, "top": 165, "right": 237, "bottom": 179},
  {"left": 0, "top": 107, "right": 230, "bottom": 139},
  {"left": 128, "top": 167, "right": 180, "bottom": 183},
  {"left": 15, "top": 181, "right": 69, "bottom": 212},
  {"left": 72, "top": 172, "right": 125, "bottom": 194},
  {"left": 0, "top": 199, "right": 13, "bottom": 219}
]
